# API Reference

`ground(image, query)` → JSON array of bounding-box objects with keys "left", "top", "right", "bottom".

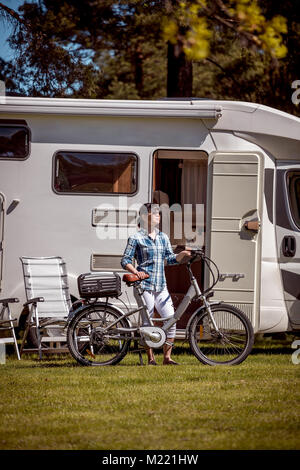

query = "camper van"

[{"left": 0, "top": 96, "right": 299, "bottom": 340}]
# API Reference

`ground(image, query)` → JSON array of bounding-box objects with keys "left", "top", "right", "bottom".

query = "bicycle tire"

[
  {"left": 188, "top": 303, "right": 254, "bottom": 366},
  {"left": 67, "top": 303, "right": 131, "bottom": 366}
]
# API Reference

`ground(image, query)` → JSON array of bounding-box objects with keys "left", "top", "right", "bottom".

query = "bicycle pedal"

[{"left": 86, "top": 349, "right": 96, "bottom": 359}]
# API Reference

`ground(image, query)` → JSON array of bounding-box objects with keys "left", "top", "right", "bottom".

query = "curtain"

[{"left": 181, "top": 160, "right": 207, "bottom": 205}]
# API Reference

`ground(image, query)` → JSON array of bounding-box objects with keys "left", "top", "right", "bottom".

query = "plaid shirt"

[{"left": 121, "top": 228, "right": 178, "bottom": 291}]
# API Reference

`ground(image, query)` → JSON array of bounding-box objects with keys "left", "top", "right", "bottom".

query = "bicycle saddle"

[{"left": 122, "top": 273, "right": 149, "bottom": 286}]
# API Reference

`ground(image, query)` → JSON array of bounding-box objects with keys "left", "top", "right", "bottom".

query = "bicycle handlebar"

[
  {"left": 188, "top": 249, "right": 205, "bottom": 264},
  {"left": 186, "top": 248, "right": 220, "bottom": 294}
]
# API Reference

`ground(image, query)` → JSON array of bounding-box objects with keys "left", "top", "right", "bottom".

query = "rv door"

[
  {"left": 0, "top": 193, "right": 4, "bottom": 292},
  {"left": 275, "top": 163, "right": 300, "bottom": 330},
  {"left": 207, "top": 152, "right": 263, "bottom": 331}
]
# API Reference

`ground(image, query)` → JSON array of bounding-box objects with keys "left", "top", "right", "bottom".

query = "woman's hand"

[
  {"left": 125, "top": 264, "right": 149, "bottom": 279},
  {"left": 176, "top": 250, "right": 192, "bottom": 263},
  {"left": 181, "top": 250, "right": 192, "bottom": 257},
  {"left": 135, "top": 271, "right": 149, "bottom": 280}
]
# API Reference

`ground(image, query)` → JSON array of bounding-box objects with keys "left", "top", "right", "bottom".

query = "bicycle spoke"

[
  {"left": 67, "top": 305, "right": 131, "bottom": 366},
  {"left": 189, "top": 304, "right": 254, "bottom": 365}
]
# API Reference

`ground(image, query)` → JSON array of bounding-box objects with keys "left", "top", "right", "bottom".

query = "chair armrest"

[
  {"left": 0, "top": 297, "right": 19, "bottom": 305},
  {"left": 23, "top": 297, "right": 45, "bottom": 306}
]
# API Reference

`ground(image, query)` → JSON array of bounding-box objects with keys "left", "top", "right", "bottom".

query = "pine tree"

[{"left": 0, "top": 0, "right": 297, "bottom": 117}]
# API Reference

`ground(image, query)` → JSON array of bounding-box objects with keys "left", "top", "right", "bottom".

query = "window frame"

[
  {"left": 52, "top": 149, "right": 139, "bottom": 197},
  {"left": 0, "top": 122, "right": 31, "bottom": 161},
  {"left": 286, "top": 170, "right": 300, "bottom": 231}
]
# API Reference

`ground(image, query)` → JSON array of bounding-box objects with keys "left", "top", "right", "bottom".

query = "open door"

[
  {"left": 152, "top": 149, "right": 208, "bottom": 334},
  {"left": 0, "top": 193, "right": 4, "bottom": 292},
  {"left": 207, "top": 152, "right": 263, "bottom": 330}
]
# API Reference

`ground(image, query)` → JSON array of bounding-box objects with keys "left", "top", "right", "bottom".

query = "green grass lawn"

[{"left": 0, "top": 336, "right": 299, "bottom": 450}]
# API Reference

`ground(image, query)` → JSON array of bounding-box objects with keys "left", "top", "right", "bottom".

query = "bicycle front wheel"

[
  {"left": 188, "top": 304, "right": 254, "bottom": 365},
  {"left": 67, "top": 304, "right": 131, "bottom": 366}
]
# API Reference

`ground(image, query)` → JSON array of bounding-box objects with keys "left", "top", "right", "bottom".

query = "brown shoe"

[
  {"left": 148, "top": 360, "right": 158, "bottom": 366},
  {"left": 163, "top": 360, "right": 179, "bottom": 365}
]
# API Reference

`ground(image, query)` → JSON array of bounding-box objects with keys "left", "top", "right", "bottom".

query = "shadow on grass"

[
  {"left": 9, "top": 357, "right": 78, "bottom": 368},
  {"left": 173, "top": 344, "right": 294, "bottom": 356},
  {"left": 4, "top": 334, "right": 296, "bottom": 368},
  {"left": 250, "top": 346, "right": 294, "bottom": 355},
  {"left": 13, "top": 348, "right": 293, "bottom": 369}
]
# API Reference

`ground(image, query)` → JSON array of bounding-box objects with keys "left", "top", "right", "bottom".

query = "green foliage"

[
  {"left": 0, "top": 0, "right": 298, "bottom": 115},
  {"left": 161, "top": 0, "right": 288, "bottom": 60},
  {"left": 162, "top": 1, "right": 212, "bottom": 60},
  {"left": 2, "top": 1, "right": 102, "bottom": 97},
  {"left": 191, "top": 1, "right": 299, "bottom": 115},
  {"left": 228, "top": 0, "right": 288, "bottom": 57}
]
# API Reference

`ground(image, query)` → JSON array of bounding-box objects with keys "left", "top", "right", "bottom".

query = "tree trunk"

[
  {"left": 134, "top": 45, "right": 143, "bottom": 97},
  {"left": 167, "top": 41, "right": 193, "bottom": 97}
]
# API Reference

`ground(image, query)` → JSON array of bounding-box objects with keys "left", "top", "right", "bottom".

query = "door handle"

[
  {"left": 6, "top": 199, "right": 20, "bottom": 215},
  {"left": 282, "top": 236, "right": 296, "bottom": 257},
  {"left": 244, "top": 220, "right": 260, "bottom": 232}
]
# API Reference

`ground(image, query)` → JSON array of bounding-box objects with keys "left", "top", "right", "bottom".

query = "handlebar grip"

[{"left": 190, "top": 249, "right": 204, "bottom": 257}]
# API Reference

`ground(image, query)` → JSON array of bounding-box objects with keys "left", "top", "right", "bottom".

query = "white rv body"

[{"left": 0, "top": 97, "right": 299, "bottom": 337}]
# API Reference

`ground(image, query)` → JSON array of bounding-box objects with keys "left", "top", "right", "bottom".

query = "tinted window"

[
  {"left": 287, "top": 171, "right": 300, "bottom": 229},
  {"left": 54, "top": 151, "right": 138, "bottom": 194},
  {"left": 0, "top": 126, "right": 29, "bottom": 158}
]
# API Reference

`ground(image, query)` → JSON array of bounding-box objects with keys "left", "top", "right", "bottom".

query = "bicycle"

[{"left": 66, "top": 249, "right": 254, "bottom": 366}]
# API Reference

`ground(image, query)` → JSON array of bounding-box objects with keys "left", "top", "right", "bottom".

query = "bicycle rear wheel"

[
  {"left": 188, "top": 304, "right": 254, "bottom": 365},
  {"left": 67, "top": 303, "right": 131, "bottom": 366}
]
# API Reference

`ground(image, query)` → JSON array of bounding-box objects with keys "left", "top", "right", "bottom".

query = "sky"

[
  {"left": 0, "top": 0, "right": 36, "bottom": 61},
  {"left": 0, "top": 1, "right": 94, "bottom": 65}
]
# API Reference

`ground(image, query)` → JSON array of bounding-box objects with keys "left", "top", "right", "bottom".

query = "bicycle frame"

[
  {"left": 102, "top": 258, "right": 220, "bottom": 338},
  {"left": 67, "top": 251, "right": 254, "bottom": 366}
]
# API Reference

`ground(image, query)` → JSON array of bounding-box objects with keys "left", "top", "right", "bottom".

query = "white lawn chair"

[
  {"left": 20, "top": 256, "right": 72, "bottom": 359},
  {"left": 0, "top": 298, "right": 21, "bottom": 360}
]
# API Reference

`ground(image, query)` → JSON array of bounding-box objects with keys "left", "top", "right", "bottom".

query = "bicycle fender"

[
  {"left": 185, "top": 301, "right": 222, "bottom": 340},
  {"left": 67, "top": 301, "right": 132, "bottom": 327}
]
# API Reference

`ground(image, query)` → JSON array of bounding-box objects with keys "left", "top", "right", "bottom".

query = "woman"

[{"left": 121, "top": 203, "right": 191, "bottom": 365}]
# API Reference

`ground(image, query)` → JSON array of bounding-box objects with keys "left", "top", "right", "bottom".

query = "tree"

[
  {"left": 0, "top": 1, "right": 110, "bottom": 96},
  {"left": 191, "top": 0, "right": 299, "bottom": 115},
  {"left": 0, "top": 0, "right": 297, "bottom": 116},
  {"left": 161, "top": 0, "right": 288, "bottom": 96}
]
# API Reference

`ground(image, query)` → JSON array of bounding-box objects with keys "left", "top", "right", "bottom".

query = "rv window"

[
  {"left": 287, "top": 171, "right": 300, "bottom": 229},
  {"left": 54, "top": 151, "right": 138, "bottom": 194},
  {"left": 0, "top": 126, "right": 30, "bottom": 159}
]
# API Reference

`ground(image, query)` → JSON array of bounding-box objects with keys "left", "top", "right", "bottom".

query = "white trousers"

[{"left": 134, "top": 287, "right": 176, "bottom": 339}]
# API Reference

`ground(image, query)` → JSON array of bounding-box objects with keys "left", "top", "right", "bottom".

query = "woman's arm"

[
  {"left": 121, "top": 237, "right": 137, "bottom": 271},
  {"left": 164, "top": 234, "right": 191, "bottom": 265},
  {"left": 124, "top": 263, "right": 148, "bottom": 279},
  {"left": 121, "top": 237, "right": 148, "bottom": 279},
  {"left": 124, "top": 262, "right": 139, "bottom": 275}
]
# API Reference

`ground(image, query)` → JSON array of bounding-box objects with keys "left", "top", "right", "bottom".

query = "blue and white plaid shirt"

[{"left": 121, "top": 228, "right": 178, "bottom": 291}]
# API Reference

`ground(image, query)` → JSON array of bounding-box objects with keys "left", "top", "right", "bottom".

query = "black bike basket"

[{"left": 78, "top": 272, "right": 121, "bottom": 298}]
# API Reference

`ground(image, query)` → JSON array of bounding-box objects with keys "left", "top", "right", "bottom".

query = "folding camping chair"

[
  {"left": 19, "top": 257, "right": 72, "bottom": 359},
  {"left": 0, "top": 298, "right": 21, "bottom": 360}
]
